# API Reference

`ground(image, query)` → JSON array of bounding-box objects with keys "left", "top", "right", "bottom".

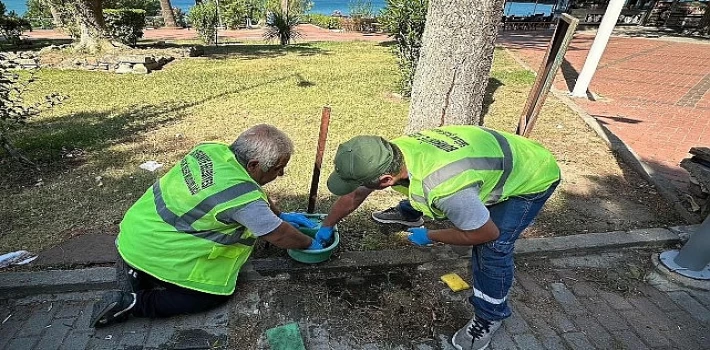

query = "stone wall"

[{"left": 0, "top": 45, "right": 204, "bottom": 74}]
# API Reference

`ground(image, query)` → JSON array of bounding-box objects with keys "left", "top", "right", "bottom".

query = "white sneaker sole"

[
  {"left": 451, "top": 330, "right": 491, "bottom": 350},
  {"left": 371, "top": 213, "right": 424, "bottom": 227}
]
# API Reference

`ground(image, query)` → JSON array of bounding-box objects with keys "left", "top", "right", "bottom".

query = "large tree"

[
  {"left": 406, "top": 0, "right": 505, "bottom": 133},
  {"left": 160, "top": 0, "right": 178, "bottom": 27},
  {"left": 69, "top": 0, "right": 108, "bottom": 52}
]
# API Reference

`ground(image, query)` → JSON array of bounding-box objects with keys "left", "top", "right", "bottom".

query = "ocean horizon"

[{"left": 3, "top": 0, "right": 553, "bottom": 18}]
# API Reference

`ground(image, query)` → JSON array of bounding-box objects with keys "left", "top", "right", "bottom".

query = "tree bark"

[
  {"left": 70, "top": 0, "right": 107, "bottom": 52},
  {"left": 160, "top": 0, "right": 178, "bottom": 28},
  {"left": 406, "top": 0, "right": 506, "bottom": 133}
]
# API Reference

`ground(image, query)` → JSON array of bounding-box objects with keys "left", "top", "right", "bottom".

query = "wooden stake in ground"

[{"left": 307, "top": 106, "right": 331, "bottom": 213}]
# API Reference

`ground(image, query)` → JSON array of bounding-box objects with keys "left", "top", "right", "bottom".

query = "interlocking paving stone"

[
  {"left": 666, "top": 291, "right": 710, "bottom": 324},
  {"left": 570, "top": 315, "right": 616, "bottom": 350},
  {"left": 562, "top": 332, "right": 595, "bottom": 350},
  {"left": 549, "top": 283, "right": 585, "bottom": 315},
  {"left": 610, "top": 329, "right": 651, "bottom": 350},
  {"left": 35, "top": 319, "right": 73, "bottom": 350},
  {"left": 512, "top": 333, "right": 544, "bottom": 350},
  {"left": 598, "top": 291, "right": 634, "bottom": 311},
  {"left": 4, "top": 336, "right": 39, "bottom": 350},
  {"left": 504, "top": 305, "right": 532, "bottom": 335},
  {"left": 15, "top": 304, "right": 56, "bottom": 337},
  {"left": 490, "top": 326, "right": 518, "bottom": 350},
  {"left": 578, "top": 297, "right": 630, "bottom": 331},
  {"left": 620, "top": 310, "right": 670, "bottom": 348}
]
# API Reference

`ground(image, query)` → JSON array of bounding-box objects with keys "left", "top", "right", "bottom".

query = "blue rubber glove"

[
  {"left": 280, "top": 212, "right": 317, "bottom": 229},
  {"left": 308, "top": 239, "right": 323, "bottom": 250},
  {"left": 315, "top": 226, "right": 334, "bottom": 245},
  {"left": 407, "top": 227, "right": 433, "bottom": 246}
]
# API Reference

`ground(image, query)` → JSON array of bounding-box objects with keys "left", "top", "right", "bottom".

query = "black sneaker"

[
  {"left": 372, "top": 206, "right": 424, "bottom": 227},
  {"left": 90, "top": 291, "right": 136, "bottom": 328}
]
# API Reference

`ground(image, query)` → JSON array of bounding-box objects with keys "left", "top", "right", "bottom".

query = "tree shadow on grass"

[
  {"left": 1, "top": 38, "right": 73, "bottom": 52},
  {"left": 480, "top": 77, "right": 504, "bottom": 125},
  {"left": 142, "top": 41, "right": 330, "bottom": 60}
]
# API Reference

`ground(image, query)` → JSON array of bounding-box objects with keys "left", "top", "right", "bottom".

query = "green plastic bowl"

[{"left": 287, "top": 214, "right": 339, "bottom": 264}]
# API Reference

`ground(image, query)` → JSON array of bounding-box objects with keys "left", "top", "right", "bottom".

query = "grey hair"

[{"left": 231, "top": 124, "right": 294, "bottom": 171}]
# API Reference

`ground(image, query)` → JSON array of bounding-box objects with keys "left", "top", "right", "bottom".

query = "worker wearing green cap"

[{"left": 315, "top": 125, "right": 560, "bottom": 350}]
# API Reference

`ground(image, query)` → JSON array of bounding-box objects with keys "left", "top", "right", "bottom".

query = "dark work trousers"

[{"left": 116, "top": 259, "right": 231, "bottom": 318}]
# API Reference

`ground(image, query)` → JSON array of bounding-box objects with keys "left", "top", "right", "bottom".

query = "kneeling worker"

[{"left": 91, "top": 124, "right": 322, "bottom": 327}]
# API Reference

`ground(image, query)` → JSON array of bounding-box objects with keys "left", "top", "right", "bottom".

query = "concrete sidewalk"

[
  {"left": 1, "top": 247, "right": 708, "bottom": 349},
  {"left": 1, "top": 225, "right": 708, "bottom": 350}
]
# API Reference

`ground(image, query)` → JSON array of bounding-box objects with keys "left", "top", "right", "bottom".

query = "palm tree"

[{"left": 160, "top": 0, "right": 178, "bottom": 27}]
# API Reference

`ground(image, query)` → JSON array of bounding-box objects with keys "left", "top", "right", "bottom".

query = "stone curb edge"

[
  {"left": 0, "top": 225, "right": 696, "bottom": 299},
  {"left": 499, "top": 46, "right": 700, "bottom": 224}
]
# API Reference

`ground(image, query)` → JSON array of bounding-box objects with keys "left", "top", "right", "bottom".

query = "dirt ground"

[{"left": 229, "top": 248, "right": 661, "bottom": 349}]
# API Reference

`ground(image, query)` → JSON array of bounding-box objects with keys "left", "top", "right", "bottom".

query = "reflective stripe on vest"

[
  {"left": 414, "top": 128, "right": 513, "bottom": 206},
  {"left": 152, "top": 182, "right": 257, "bottom": 246}
]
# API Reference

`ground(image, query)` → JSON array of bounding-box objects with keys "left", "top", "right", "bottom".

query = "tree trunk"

[
  {"left": 406, "top": 0, "right": 506, "bottom": 133},
  {"left": 45, "top": 0, "right": 64, "bottom": 28},
  {"left": 160, "top": 0, "right": 178, "bottom": 28},
  {"left": 70, "top": 0, "right": 107, "bottom": 52}
]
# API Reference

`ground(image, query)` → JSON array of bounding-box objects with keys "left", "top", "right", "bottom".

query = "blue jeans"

[{"left": 398, "top": 181, "right": 559, "bottom": 321}]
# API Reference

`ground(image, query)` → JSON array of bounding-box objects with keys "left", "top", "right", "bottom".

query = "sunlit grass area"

[{"left": 0, "top": 41, "right": 681, "bottom": 254}]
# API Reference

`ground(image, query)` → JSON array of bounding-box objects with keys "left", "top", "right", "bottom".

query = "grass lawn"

[{"left": 0, "top": 40, "right": 682, "bottom": 255}]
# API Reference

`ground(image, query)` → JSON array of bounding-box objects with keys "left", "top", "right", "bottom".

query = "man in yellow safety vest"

[
  {"left": 314, "top": 125, "right": 560, "bottom": 350},
  {"left": 90, "top": 124, "right": 322, "bottom": 328}
]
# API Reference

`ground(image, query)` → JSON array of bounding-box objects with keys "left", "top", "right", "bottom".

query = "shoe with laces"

[
  {"left": 371, "top": 206, "right": 424, "bottom": 227},
  {"left": 90, "top": 291, "right": 136, "bottom": 328},
  {"left": 451, "top": 315, "right": 502, "bottom": 350}
]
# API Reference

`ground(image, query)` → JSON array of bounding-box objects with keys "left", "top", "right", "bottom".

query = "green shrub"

[
  {"left": 104, "top": 9, "right": 146, "bottom": 46},
  {"left": 105, "top": 0, "right": 161, "bottom": 17},
  {"left": 348, "top": 0, "right": 374, "bottom": 18},
  {"left": 264, "top": 7, "right": 300, "bottom": 45},
  {"left": 379, "top": 0, "right": 428, "bottom": 96},
  {"left": 0, "top": 5, "right": 32, "bottom": 47},
  {"left": 188, "top": 1, "right": 218, "bottom": 45},
  {"left": 303, "top": 14, "right": 341, "bottom": 29}
]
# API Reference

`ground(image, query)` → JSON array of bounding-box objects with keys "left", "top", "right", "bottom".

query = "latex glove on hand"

[
  {"left": 308, "top": 239, "right": 323, "bottom": 250},
  {"left": 279, "top": 212, "right": 317, "bottom": 229},
  {"left": 407, "top": 227, "right": 433, "bottom": 246},
  {"left": 315, "top": 226, "right": 334, "bottom": 246}
]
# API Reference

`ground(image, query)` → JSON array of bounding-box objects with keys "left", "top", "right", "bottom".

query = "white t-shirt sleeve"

[
  {"left": 227, "top": 199, "right": 283, "bottom": 237},
  {"left": 434, "top": 186, "right": 490, "bottom": 231}
]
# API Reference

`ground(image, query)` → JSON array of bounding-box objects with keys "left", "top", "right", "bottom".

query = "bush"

[
  {"left": 173, "top": 7, "right": 188, "bottom": 28},
  {"left": 264, "top": 7, "right": 300, "bottom": 45},
  {"left": 348, "top": 0, "right": 374, "bottom": 18},
  {"left": 105, "top": 0, "right": 161, "bottom": 17},
  {"left": 0, "top": 6, "right": 32, "bottom": 47},
  {"left": 104, "top": 9, "right": 147, "bottom": 46},
  {"left": 188, "top": 1, "right": 218, "bottom": 45},
  {"left": 379, "top": 0, "right": 428, "bottom": 96},
  {"left": 303, "top": 14, "right": 341, "bottom": 29}
]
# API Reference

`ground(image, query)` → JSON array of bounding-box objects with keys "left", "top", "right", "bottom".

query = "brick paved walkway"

[
  {"left": 23, "top": 24, "right": 389, "bottom": 43},
  {"left": 1, "top": 254, "right": 708, "bottom": 349},
  {"left": 498, "top": 32, "right": 710, "bottom": 191}
]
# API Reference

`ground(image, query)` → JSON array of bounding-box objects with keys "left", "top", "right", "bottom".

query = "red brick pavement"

[
  {"left": 499, "top": 32, "right": 710, "bottom": 191},
  {"left": 23, "top": 24, "right": 389, "bottom": 42}
]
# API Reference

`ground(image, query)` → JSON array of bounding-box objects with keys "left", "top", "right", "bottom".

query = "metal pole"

[
  {"left": 659, "top": 214, "right": 710, "bottom": 280},
  {"left": 571, "top": 0, "right": 625, "bottom": 97},
  {"left": 307, "top": 106, "right": 331, "bottom": 213}
]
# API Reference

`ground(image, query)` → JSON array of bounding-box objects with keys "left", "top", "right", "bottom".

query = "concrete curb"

[
  {"left": 0, "top": 226, "right": 694, "bottom": 299},
  {"left": 500, "top": 46, "right": 700, "bottom": 224}
]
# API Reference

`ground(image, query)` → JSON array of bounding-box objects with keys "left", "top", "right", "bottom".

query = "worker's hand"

[
  {"left": 407, "top": 227, "right": 433, "bottom": 246},
  {"left": 279, "top": 212, "right": 317, "bottom": 229},
  {"left": 315, "top": 226, "right": 334, "bottom": 245},
  {"left": 307, "top": 239, "right": 323, "bottom": 250}
]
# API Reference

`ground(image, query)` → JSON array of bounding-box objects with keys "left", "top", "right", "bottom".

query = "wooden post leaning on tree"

[
  {"left": 406, "top": 0, "right": 506, "bottom": 134},
  {"left": 516, "top": 14, "right": 578, "bottom": 137}
]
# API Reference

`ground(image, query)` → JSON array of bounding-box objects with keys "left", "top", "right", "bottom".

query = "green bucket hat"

[{"left": 327, "top": 135, "right": 394, "bottom": 196}]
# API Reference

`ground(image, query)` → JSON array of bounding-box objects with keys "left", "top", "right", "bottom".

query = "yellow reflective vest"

[
  {"left": 117, "top": 142, "right": 266, "bottom": 295},
  {"left": 391, "top": 126, "right": 560, "bottom": 219}
]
